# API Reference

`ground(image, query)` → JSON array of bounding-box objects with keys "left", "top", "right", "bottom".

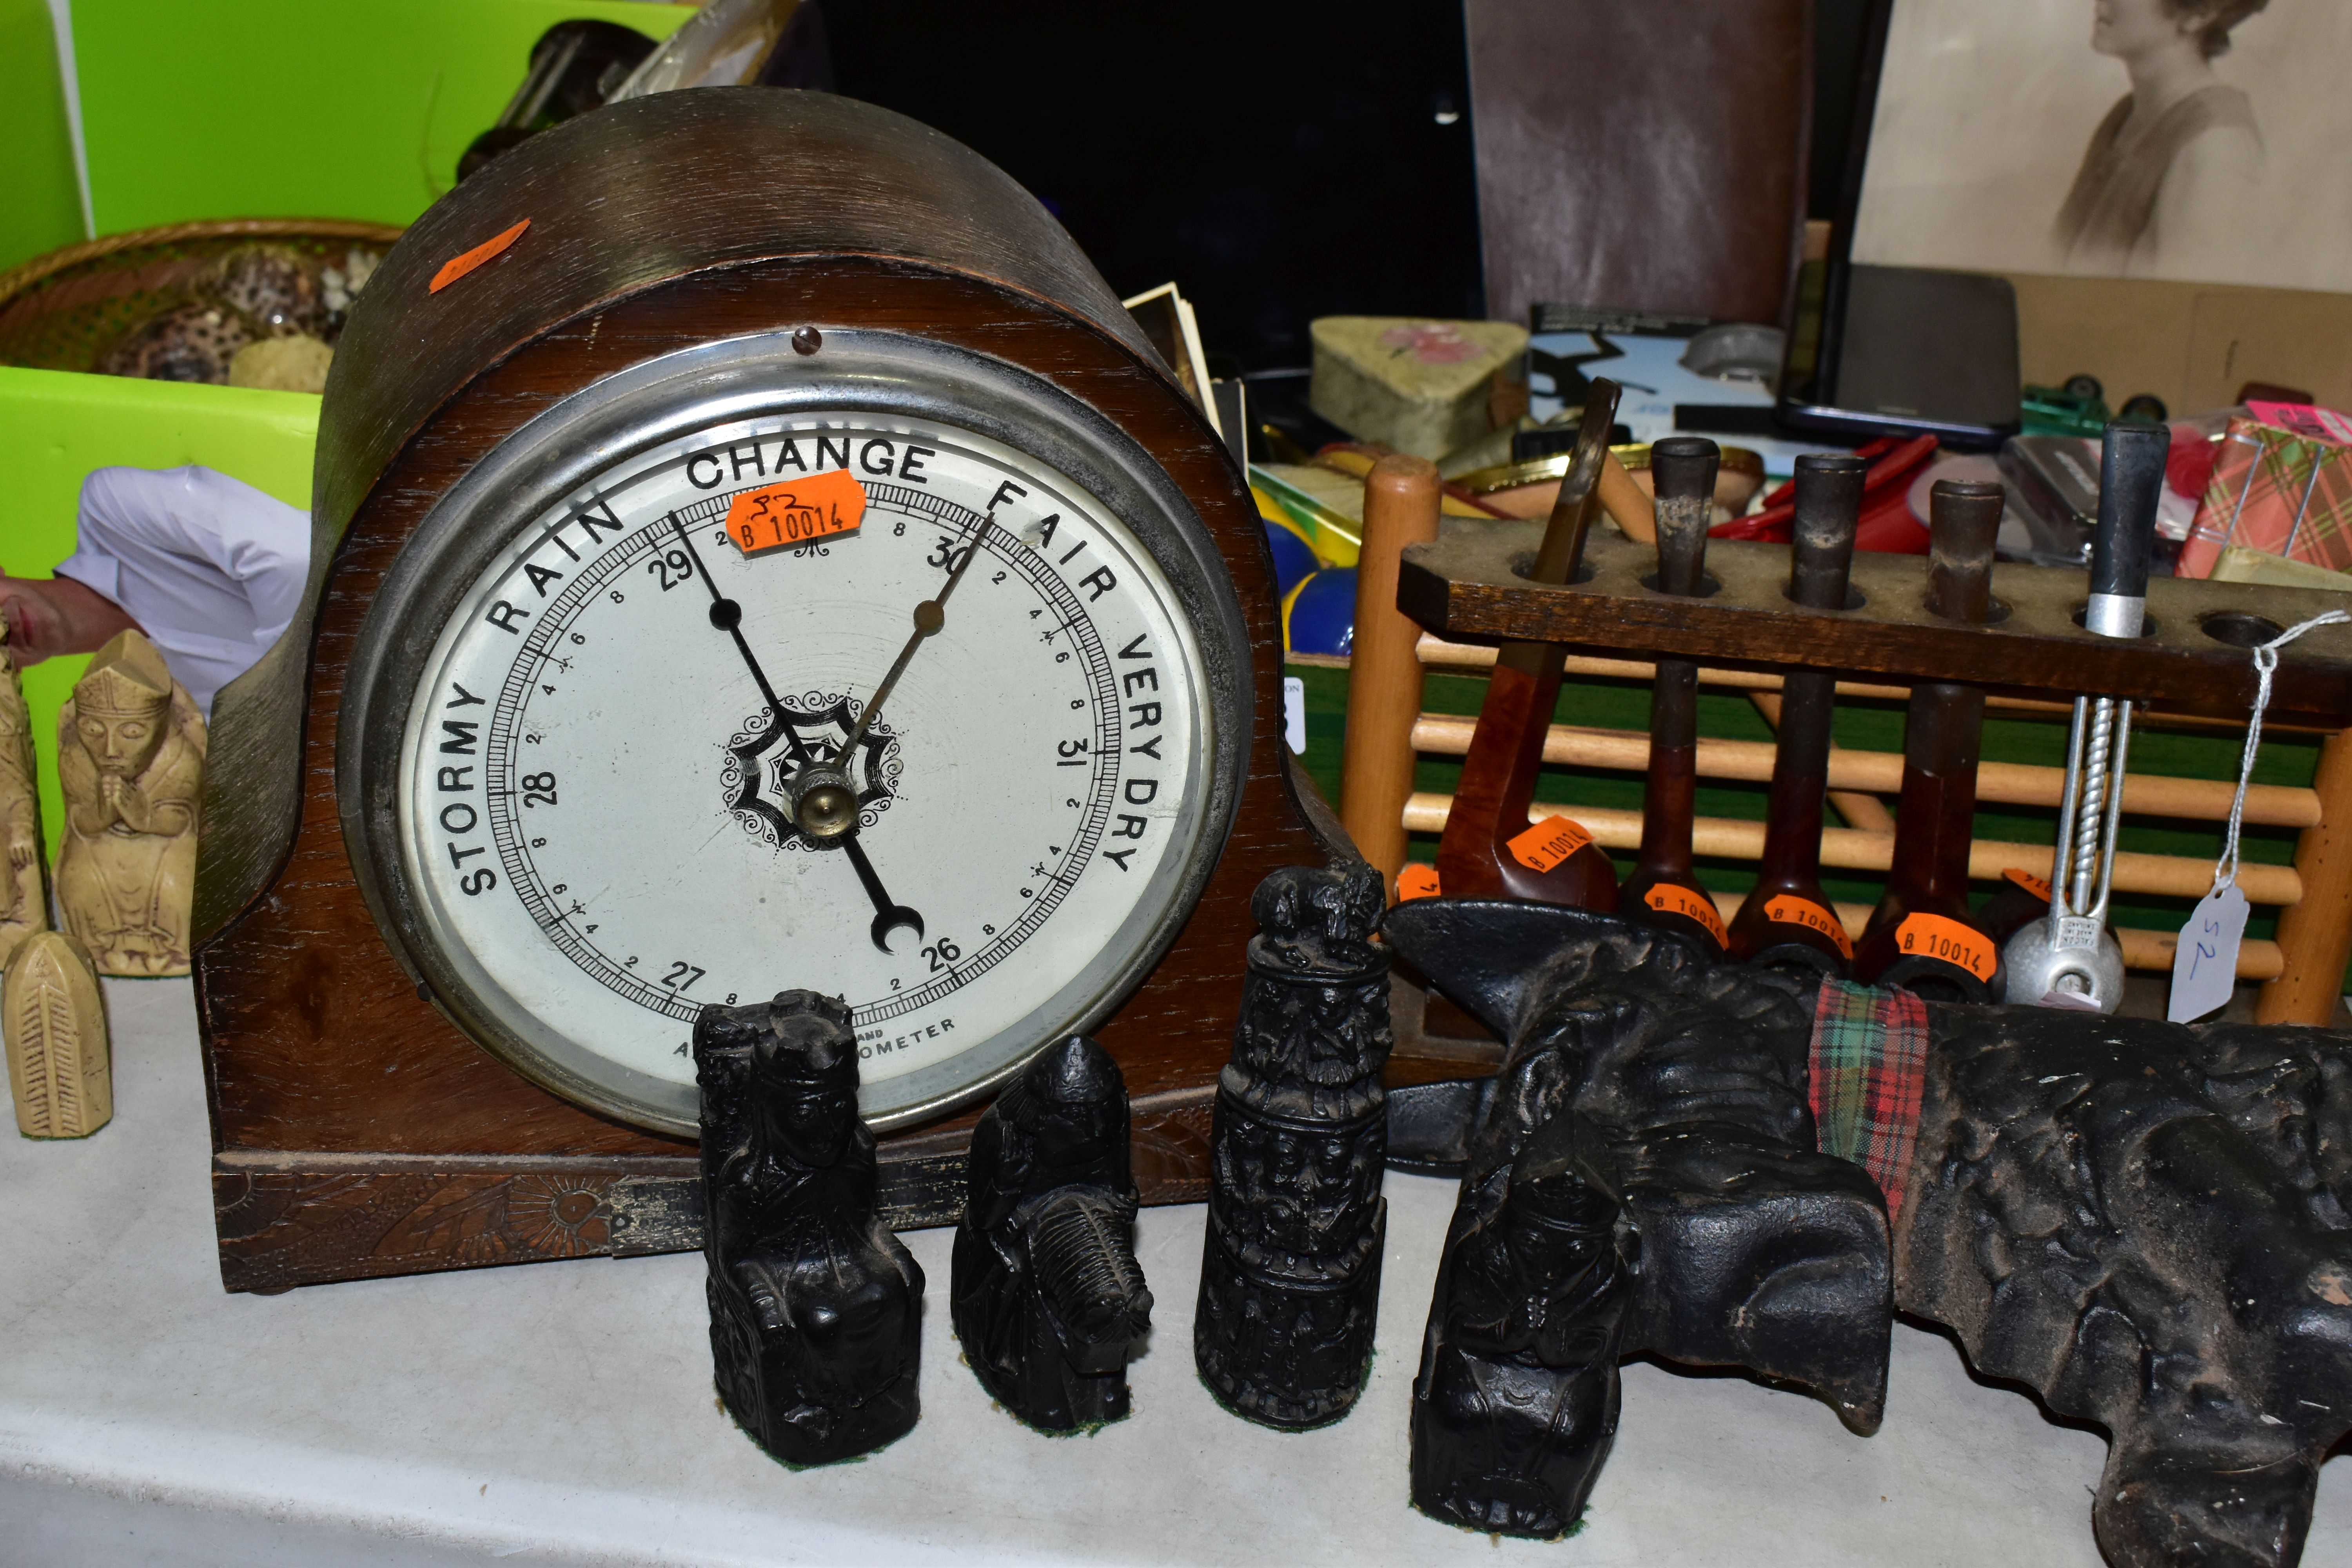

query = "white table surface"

[{"left": 3, "top": 978, "right": 2345, "bottom": 1568}]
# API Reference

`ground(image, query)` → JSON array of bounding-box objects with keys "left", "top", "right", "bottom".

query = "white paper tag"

[
  {"left": 2168, "top": 882, "right": 2249, "bottom": 1023},
  {"left": 2054, "top": 915, "right": 2103, "bottom": 951},
  {"left": 1283, "top": 676, "right": 1306, "bottom": 754},
  {"left": 2038, "top": 986, "right": 2106, "bottom": 1011}
]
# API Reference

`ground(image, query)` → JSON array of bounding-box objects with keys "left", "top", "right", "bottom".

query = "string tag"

[{"left": 2168, "top": 609, "right": 2350, "bottom": 1023}]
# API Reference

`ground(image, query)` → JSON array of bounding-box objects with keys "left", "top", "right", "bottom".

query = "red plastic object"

[
  {"left": 2167, "top": 423, "right": 2220, "bottom": 501},
  {"left": 1712, "top": 434, "right": 1940, "bottom": 553}
]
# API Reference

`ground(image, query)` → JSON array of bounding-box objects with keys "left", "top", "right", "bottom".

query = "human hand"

[{"left": 0, "top": 569, "right": 142, "bottom": 665}]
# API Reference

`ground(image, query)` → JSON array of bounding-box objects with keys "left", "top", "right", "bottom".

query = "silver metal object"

[{"left": 2002, "top": 690, "right": 2135, "bottom": 1010}]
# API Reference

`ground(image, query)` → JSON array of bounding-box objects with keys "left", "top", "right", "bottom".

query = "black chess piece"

[
  {"left": 952, "top": 1036, "right": 1152, "bottom": 1431},
  {"left": 696, "top": 990, "right": 924, "bottom": 1466},
  {"left": 1195, "top": 861, "right": 1393, "bottom": 1428},
  {"left": 1410, "top": 1112, "right": 1631, "bottom": 1539}
]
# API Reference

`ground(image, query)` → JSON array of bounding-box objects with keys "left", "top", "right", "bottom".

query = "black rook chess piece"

[
  {"left": 1195, "top": 861, "right": 1394, "bottom": 1427},
  {"left": 697, "top": 990, "right": 924, "bottom": 1466},
  {"left": 952, "top": 1035, "right": 1153, "bottom": 1431}
]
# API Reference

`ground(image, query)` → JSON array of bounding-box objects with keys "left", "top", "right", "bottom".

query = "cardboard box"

[
  {"left": 2180, "top": 410, "right": 2352, "bottom": 579},
  {"left": 1308, "top": 316, "right": 1527, "bottom": 460}
]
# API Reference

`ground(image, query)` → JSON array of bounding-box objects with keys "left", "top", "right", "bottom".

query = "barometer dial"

[{"left": 348, "top": 333, "right": 1244, "bottom": 1135}]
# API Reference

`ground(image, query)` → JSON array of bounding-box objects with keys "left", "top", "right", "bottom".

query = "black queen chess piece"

[
  {"left": 696, "top": 991, "right": 924, "bottom": 1466},
  {"left": 1195, "top": 862, "right": 1394, "bottom": 1427},
  {"left": 952, "top": 1036, "right": 1154, "bottom": 1431}
]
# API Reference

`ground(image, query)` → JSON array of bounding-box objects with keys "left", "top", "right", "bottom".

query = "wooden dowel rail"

[
  {"left": 1405, "top": 714, "right": 2324, "bottom": 828},
  {"left": 1398, "top": 793, "right": 2303, "bottom": 906},
  {"left": 1413, "top": 636, "right": 2336, "bottom": 735}
]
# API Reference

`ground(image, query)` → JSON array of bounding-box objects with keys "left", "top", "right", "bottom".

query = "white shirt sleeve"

[{"left": 56, "top": 465, "right": 310, "bottom": 717}]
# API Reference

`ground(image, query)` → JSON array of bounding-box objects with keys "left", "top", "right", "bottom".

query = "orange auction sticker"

[
  {"left": 1765, "top": 893, "right": 1853, "bottom": 958},
  {"left": 2004, "top": 867, "right": 2054, "bottom": 904},
  {"left": 1507, "top": 815, "right": 1594, "bottom": 873},
  {"left": 726, "top": 470, "right": 867, "bottom": 554},
  {"left": 1895, "top": 913, "right": 1998, "bottom": 982},
  {"left": 430, "top": 218, "right": 530, "bottom": 293},
  {"left": 1396, "top": 863, "right": 1441, "bottom": 902},
  {"left": 1645, "top": 882, "right": 1728, "bottom": 947}
]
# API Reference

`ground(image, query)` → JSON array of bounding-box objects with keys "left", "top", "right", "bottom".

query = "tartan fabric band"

[{"left": 1808, "top": 978, "right": 1929, "bottom": 1221}]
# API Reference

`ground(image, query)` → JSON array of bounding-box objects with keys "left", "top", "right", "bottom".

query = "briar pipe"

[
  {"left": 1855, "top": 480, "right": 2005, "bottom": 1002},
  {"left": 1617, "top": 437, "right": 1728, "bottom": 957},
  {"left": 1726, "top": 453, "right": 1866, "bottom": 977},
  {"left": 1433, "top": 380, "right": 1624, "bottom": 907}
]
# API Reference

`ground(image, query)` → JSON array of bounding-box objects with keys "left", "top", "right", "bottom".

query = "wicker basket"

[{"left": 0, "top": 218, "right": 405, "bottom": 375}]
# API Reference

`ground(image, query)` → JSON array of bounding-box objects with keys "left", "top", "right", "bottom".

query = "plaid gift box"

[{"left": 2181, "top": 410, "right": 2352, "bottom": 579}]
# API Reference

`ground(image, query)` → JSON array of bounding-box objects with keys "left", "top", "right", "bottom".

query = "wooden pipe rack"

[{"left": 1341, "top": 511, "right": 2352, "bottom": 1029}]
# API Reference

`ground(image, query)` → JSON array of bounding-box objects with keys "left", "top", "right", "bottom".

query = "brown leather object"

[{"left": 1465, "top": 0, "right": 1811, "bottom": 330}]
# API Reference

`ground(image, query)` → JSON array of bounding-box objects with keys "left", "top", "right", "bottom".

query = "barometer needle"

[
  {"left": 671, "top": 514, "right": 813, "bottom": 764},
  {"left": 815, "top": 514, "right": 995, "bottom": 953},
  {"left": 833, "top": 513, "right": 994, "bottom": 763},
  {"left": 842, "top": 837, "right": 923, "bottom": 953}
]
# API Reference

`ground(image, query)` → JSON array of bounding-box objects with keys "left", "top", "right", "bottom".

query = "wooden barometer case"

[{"left": 192, "top": 90, "right": 1330, "bottom": 1292}]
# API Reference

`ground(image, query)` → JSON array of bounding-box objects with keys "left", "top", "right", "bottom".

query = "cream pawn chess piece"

[
  {"left": 5, "top": 929, "right": 111, "bottom": 1137},
  {"left": 55, "top": 630, "right": 206, "bottom": 976},
  {"left": 0, "top": 624, "right": 46, "bottom": 967}
]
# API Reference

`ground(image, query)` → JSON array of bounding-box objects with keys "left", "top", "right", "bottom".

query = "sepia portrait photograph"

[{"left": 1850, "top": 0, "right": 2352, "bottom": 292}]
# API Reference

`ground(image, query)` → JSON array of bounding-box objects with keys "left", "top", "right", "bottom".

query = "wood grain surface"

[
  {"left": 1399, "top": 523, "right": 2352, "bottom": 725},
  {"left": 191, "top": 92, "right": 1333, "bottom": 1290}
]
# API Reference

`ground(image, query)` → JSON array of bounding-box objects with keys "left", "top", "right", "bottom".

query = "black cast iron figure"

[
  {"left": 1411, "top": 1112, "right": 1632, "bottom": 1537},
  {"left": 952, "top": 1035, "right": 1152, "bottom": 1431},
  {"left": 1388, "top": 899, "right": 2352, "bottom": 1568},
  {"left": 1196, "top": 862, "right": 1394, "bottom": 1427},
  {"left": 1900, "top": 1009, "right": 2352, "bottom": 1568},
  {"left": 696, "top": 990, "right": 924, "bottom": 1466},
  {"left": 1388, "top": 901, "right": 1889, "bottom": 1537}
]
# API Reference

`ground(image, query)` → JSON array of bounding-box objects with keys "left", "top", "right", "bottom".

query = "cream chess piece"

[
  {"left": 5, "top": 929, "right": 110, "bottom": 1137},
  {"left": 0, "top": 626, "right": 45, "bottom": 967},
  {"left": 55, "top": 630, "right": 206, "bottom": 976}
]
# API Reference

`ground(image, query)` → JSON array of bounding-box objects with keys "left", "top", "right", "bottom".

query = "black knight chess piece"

[
  {"left": 1195, "top": 862, "right": 1393, "bottom": 1428},
  {"left": 952, "top": 1036, "right": 1153, "bottom": 1431},
  {"left": 696, "top": 991, "right": 924, "bottom": 1466}
]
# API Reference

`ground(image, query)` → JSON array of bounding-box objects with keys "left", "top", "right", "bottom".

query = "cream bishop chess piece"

[
  {"left": 55, "top": 630, "right": 206, "bottom": 976},
  {"left": 5, "top": 929, "right": 111, "bottom": 1137},
  {"left": 0, "top": 625, "right": 46, "bottom": 967}
]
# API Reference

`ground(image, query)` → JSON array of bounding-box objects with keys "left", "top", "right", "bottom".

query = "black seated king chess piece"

[
  {"left": 1411, "top": 1113, "right": 1631, "bottom": 1537},
  {"left": 1195, "top": 861, "right": 1394, "bottom": 1428},
  {"left": 952, "top": 1035, "right": 1153, "bottom": 1431},
  {"left": 696, "top": 990, "right": 924, "bottom": 1466}
]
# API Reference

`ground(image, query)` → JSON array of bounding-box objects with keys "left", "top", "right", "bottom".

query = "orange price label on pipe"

[
  {"left": 726, "top": 471, "right": 868, "bottom": 554},
  {"left": 430, "top": 218, "right": 530, "bottom": 293},
  {"left": 1507, "top": 815, "right": 1594, "bottom": 873},
  {"left": 2004, "top": 867, "right": 2054, "bottom": 904},
  {"left": 1396, "top": 864, "right": 1442, "bottom": 902},
  {"left": 1764, "top": 894, "right": 1853, "bottom": 959},
  {"left": 1644, "top": 883, "right": 1728, "bottom": 947},
  {"left": 1894, "top": 913, "right": 1998, "bottom": 982}
]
